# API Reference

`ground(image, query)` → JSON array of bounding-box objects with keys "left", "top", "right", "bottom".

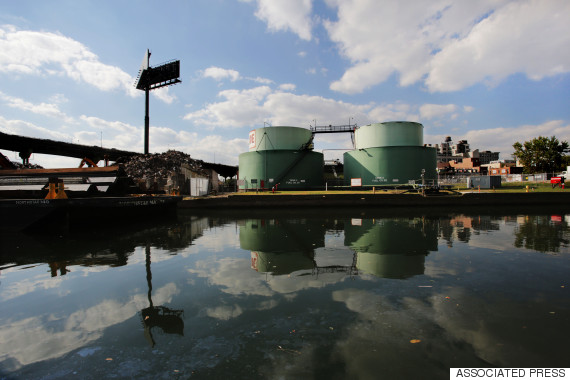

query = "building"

[
  {"left": 427, "top": 136, "right": 500, "bottom": 166},
  {"left": 478, "top": 150, "right": 500, "bottom": 165},
  {"left": 449, "top": 157, "right": 480, "bottom": 173}
]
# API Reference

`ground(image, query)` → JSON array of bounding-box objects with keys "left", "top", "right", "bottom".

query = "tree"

[{"left": 512, "top": 136, "right": 569, "bottom": 174}]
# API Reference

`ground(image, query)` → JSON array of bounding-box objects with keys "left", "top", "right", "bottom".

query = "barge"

[
  {"left": 0, "top": 166, "right": 181, "bottom": 231},
  {"left": 0, "top": 195, "right": 181, "bottom": 231}
]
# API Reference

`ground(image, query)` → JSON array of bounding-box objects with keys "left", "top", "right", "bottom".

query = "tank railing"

[{"left": 310, "top": 124, "right": 357, "bottom": 133}]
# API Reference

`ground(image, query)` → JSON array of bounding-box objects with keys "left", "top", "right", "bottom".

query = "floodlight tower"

[{"left": 134, "top": 49, "right": 181, "bottom": 154}]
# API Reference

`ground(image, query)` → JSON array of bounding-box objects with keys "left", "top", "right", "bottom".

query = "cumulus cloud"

[
  {"left": 324, "top": 0, "right": 570, "bottom": 93},
  {"left": 0, "top": 25, "right": 138, "bottom": 97},
  {"left": 184, "top": 85, "right": 373, "bottom": 129},
  {"left": 368, "top": 103, "right": 419, "bottom": 123},
  {"left": 184, "top": 84, "right": 482, "bottom": 132},
  {"left": 426, "top": 1, "right": 570, "bottom": 92},
  {"left": 202, "top": 66, "right": 241, "bottom": 82},
  {"left": 201, "top": 66, "right": 273, "bottom": 85},
  {"left": 0, "top": 115, "right": 71, "bottom": 142},
  {"left": 152, "top": 87, "right": 177, "bottom": 104},
  {"left": 278, "top": 83, "right": 296, "bottom": 91},
  {"left": 0, "top": 91, "right": 74, "bottom": 123},
  {"left": 184, "top": 86, "right": 272, "bottom": 128},
  {"left": 264, "top": 92, "right": 371, "bottom": 127},
  {"left": 419, "top": 104, "right": 457, "bottom": 120},
  {"left": 245, "top": 0, "right": 313, "bottom": 41}
]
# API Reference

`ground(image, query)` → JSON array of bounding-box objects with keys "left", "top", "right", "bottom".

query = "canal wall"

[{"left": 179, "top": 192, "right": 570, "bottom": 210}]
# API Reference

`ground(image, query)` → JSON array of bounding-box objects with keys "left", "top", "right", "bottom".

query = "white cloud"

[
  {"left": 80, "top": 115, "right": 139, "bottom": 135},
  {"left": 202, "top": 66, "right": 241, "bottom": 82},
  {"left": 184, "top": 86, "right": 273, "bottom": 128},
  {"left": 419, "top": 104, "right": 457, "bottom": 120},
  {"left": 426, "top": 1, "right": 570, "bottom": 92},
  {"left": 0, "top": 91, "right": 74, "bottom": 123},
  {"left": 0, "top": 26, "right": 138, "bottom": 97},
  {"left": 201, "top": 66, "right": 273, "bottom": 85},
  {"left": 324, "top": 0, "right": 570, "bottom": 94},
  {"left": 0, "top": 115, "right": 71, "bottom": 142},
  {"left": 248, "top": 0, "right": 313, "bottom": 40},
  {"left": 264, "top": 92, "right": 371, "bottom": 127},
  {"left": 247, "top": 76, "right": 274, "bottom": 84},
  {"left": 152, "top": 86, "right": 176, "bottom": 104},
  {"left": 184, "top": 85, "right": 372, "bottom": 129},
  {"left": 368, "top": 103, "right": 418, "bottom": 123},
  {"left": 278, "top": 83, "right": 296, "bottom": 91}
]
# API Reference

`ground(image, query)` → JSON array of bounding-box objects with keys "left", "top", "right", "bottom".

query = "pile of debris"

[
  {"left": 11, "top": 162, "right": 45, "bottom": 170},
  {"left": 116, "top": 150, "right": 210, "bottom": 193}
]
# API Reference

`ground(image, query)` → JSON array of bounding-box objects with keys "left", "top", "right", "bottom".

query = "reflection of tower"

[
  {"left": 49, "top": 262, "right": 69, "bottom": 277},
  {"left": 345, "top": 218, "right": 438, "bottom": 279},
  {"left": 241, "top": 219, "right": 325, "bottom": 275},
  {"left": 140, "top": 245, "right": 184, "bottom": 347}
]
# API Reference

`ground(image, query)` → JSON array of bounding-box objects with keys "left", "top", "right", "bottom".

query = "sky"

[{"left": 0, "top": 0, "right": 569, "bottom": 168}]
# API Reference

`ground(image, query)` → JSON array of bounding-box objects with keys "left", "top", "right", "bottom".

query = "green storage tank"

[
  {"left": 239, "top": 126, "right": 323, "bottom": 190},
  {"left": 239, "top": 218, "right": 325, "bottom": 275},
  {"left": 344, "top": 218, "right": 438, "bottom": 278},
  {"left": 344, "top": 121, "right": 437, "bottom": 186}
]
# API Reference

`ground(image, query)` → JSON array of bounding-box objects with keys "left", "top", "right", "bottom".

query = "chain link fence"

[{"left": 438, "top": 173, "right": 557, "bottom": 186}]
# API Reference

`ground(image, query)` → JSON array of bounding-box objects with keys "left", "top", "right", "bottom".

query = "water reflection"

[
  {"left": 0, "top": 215, "right": 212, "bottom": 269},
  {"left": 514, "top": 215, "right": 570, "bottom": 253},
  {"left": 240, "top": 219, "right": 324, "bottom": 275},
  {"left": 141, "top": 245, "right": 184, "bottom": 347},
  {"left": 1, "top": 210, "right": 570, "bottom": 378},
  {"left": 240, "top": 216, "right": 440, "bottom": 279}
]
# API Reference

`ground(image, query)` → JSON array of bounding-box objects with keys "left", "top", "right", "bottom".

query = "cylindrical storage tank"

[
  {"left": 240, "top": 219, "right": 324, "bottom": 275},
  {"left": 355, "top": 121, "right": 423, "bottom": 149},
  {"left": 239, "top": 126, "right": 323, "bottom": 190},
  {"left": 344, "top": 121, "right": 436, "bottom": 186},
  {"left": 344, "top": 146, "right": 436, "bottom": 185},
  {"left": 248, "top": 127, "right": 313, "bottom": 151},
  {"left": 344, "top": 218, "right": 438, "bottom": 279}
]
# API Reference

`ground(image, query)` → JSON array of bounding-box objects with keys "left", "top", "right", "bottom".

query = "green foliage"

[
  {"left": 512, "top": 136, "right": 569, "bottom": 174},
  {"left": 561, "top": 154, "right": 570, "bottom": 169}
]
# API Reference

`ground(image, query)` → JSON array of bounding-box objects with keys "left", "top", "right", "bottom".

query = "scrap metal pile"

[
  {"left": 116, "top": 150, "right": 209, "bottom": 192},
  {"left": 11, "top": 162, "right": 44, "bottom": 170}
]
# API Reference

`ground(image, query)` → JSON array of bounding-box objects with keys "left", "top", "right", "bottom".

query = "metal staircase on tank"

[{"left": 272, "top": 135, "right": 315, "bottom": 185}]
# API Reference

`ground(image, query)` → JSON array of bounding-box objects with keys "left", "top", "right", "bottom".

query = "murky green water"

[{"left": 1, "top": 209, "right": 569, "bottom": 379}]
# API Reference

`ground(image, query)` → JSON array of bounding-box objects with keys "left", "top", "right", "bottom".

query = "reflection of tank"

[
  {"left": 250, "top": 251, "right": 315, "bottom": 275},
  {"left": 355, "top": 253, "right": 424, "bottom": 279},
  {"left": 344, "top": 122, "right": 437, "bottom": 186},
  {"left": 238, "top": 126, "right": 324, "bottom": 190},
  {"left": 240, "top": 219, "right": 325, "bottom": 275},
  {"left": 345, "top": 218, "right": 438, "bottom": 278}
]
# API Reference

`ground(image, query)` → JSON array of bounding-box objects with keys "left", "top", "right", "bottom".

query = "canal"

[{"left": 1, "top": 208, "right": 569, "bottom": 379}]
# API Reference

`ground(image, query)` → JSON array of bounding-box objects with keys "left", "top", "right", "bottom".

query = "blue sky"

[{"left": 1, "top": 0, "right": 569, "bottom": 168}]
